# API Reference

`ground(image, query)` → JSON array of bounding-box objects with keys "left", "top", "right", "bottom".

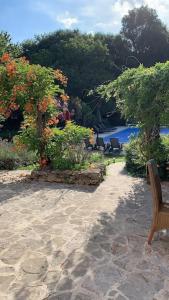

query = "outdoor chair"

[
  {"left": 96, "top": 137, "right": 106, "bottom": 151},
  {"left": 109, "top": 138, "right": 122, "bottom": 153},
  {"left": 147, "top": 159, "right": 169, "bottom": 244},
  {"left": 84, "top": 138, "right": 94, "bottom": 150}
]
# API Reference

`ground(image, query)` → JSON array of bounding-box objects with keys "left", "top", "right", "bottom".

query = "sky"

[{"left": 0, "top": 0, "right": 169, "bottom": 43}]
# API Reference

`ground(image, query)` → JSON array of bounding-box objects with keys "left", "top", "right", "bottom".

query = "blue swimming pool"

[{"left": 104, "top": 127, "right": 169, "bottom": 144}]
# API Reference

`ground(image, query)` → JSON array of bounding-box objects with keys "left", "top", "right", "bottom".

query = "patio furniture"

[
  {"left": 84, "top": 138, "right": 94, "bottom": 150},
  {"left": 109, "top": 138, "right": 122, "bottom": 153},
  {"left": 96, "top": 137, "right": 106, "bottom": 151},
  {"left": 147, "top": 159, "right": 169, "bottom": 244}
]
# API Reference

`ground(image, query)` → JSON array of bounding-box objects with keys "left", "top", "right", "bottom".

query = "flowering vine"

[{"left": 0, "top": 53, "right": 69, "bottom": 168}]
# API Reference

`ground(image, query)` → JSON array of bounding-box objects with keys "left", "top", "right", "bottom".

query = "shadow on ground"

[
  {"left": 0, "top": 178, "right": 97, "bottom": 205},
  {"left": 3, "top": 166, "right": 169, "bottom": 300}
]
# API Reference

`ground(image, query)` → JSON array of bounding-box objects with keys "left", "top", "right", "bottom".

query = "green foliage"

[
  {"left": 0, "top": 31, "right": 21, "bottom": 57},
  {"left": 46, "top": 122, "right": 92, "bottom": 170},
  {"left": 89, "top": 152, "right": 104, "bottom": 163},
  {"left": 100, "top": 60, "right": 169, "bottom": 164},
  {"left": 14, "top": 127, "right": 39, "bottom": 153},
  {"left": 21, "top": 30, "right": 129, "bottom": 128},
  {"left": 0, "top": 139, "right": 37, "bottom": 170},
  {"left": 125, "top": 136, "right": 169, "bottom": 177},
  {"left": 121, "top": 6, "right": 169, "bottom": 67},
  {"left": 0, "top": 54, "right": 66, "bottom": 164},
  {"left": 22, "top": 30, "right": 122, "bottom": 97}
]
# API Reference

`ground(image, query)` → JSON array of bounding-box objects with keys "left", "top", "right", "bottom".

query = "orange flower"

[
  {"left": 1, "top": 53, "right": 10, "bottom": 63},
  {"left": 4, "top": 110, "right": 11, "bottom": 118},
  {"left": 19, "top": 56, "right": 29, "bottom": 65},
  {"left": 9, "top": 103, "right": 19, "bottom": 111},
  {"left": 47, "top": 117, "right": 59, "bottom": 126},
  {"left": 38, "top": 96, "right": 54, "bottom": 113},
  {"left": 60, "top": 94, "right": 69, "bottom": 102},
  {"left": 25, "top": 102, "right": 34, "bottom": 113},
  {"left": 0, "top": 106, "right": 5, "bottom": 114},
  {"left": 38, "top": 99, "right": 48, "bottom": 113},
  {"left": 26, "top": 70, "right": 36, "bottom": 82},
  {"left": 6, "top": 61, "right": 16, "bottom": 77},
  {"left": 54, "top": 69, "right": 68, "bottom": 86},
  {"left": 42, "top": 127, "right": 53, "bottom": 139}
]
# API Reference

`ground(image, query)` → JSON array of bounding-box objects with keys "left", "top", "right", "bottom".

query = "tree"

[
  {"left": 121, "top": 6, "right": 169, "bottom": 67},
  {"left": 0, "top": 53, "right": 68, "bottom": 167},
  {"left": 21, "top": 30, "right": 130, "bottom": 128},
  {"left": 22, "top": 30, "right": 115, "bottom": 97},
  {"left": 99, "top": 61, "right": 169, "bottom": 161},
  {"left": 0, "top": 31, "right": 21, "bottom": 57}
]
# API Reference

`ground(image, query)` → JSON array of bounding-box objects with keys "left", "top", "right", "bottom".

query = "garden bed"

[{"left": 31, "top": 164, "right": 106, "bottom": 185}]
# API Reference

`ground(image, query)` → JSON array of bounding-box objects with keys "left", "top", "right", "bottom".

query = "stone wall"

[{"left": 31, "top": 164, "right": 106, "bottom": 185}]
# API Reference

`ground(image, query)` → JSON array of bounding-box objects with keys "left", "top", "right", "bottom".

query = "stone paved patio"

[{"left": 1, "top": 163, "right": 169, "bottom": 300}]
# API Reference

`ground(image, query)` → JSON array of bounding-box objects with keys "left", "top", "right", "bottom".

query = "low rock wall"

[{"left": 31, "top": 164, "right": 106, "bottom": 185}]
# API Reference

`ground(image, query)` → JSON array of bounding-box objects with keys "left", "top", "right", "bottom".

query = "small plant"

[
  {"left": 46, "top": 122, "right": 93, "bottom": 170},
  {"left": 0, "top": 139, "right": 37, "bottom": 170},
  {"left": 125, "top": 136, "right": 169, "bottom": 178}
]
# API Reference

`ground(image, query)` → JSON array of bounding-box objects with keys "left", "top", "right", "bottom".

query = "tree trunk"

[
  {"left": 95, "top": 102, "right": 104, "bottom": 130},
  {"left": 143, "top": 124, "right": 160, "bottom": 160},
  {"left": 36, "top": 109, "right": 46, "bottom": 161}
]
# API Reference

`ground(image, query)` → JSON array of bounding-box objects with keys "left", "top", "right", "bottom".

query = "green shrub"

[
  {"left": 125, "top": 136, "right": 169, "bottom": 178},
  {"left": 89, "top": 152, "right": 104, "bottom": 163},
  {"left": 0, "top": 139, "right": 37, "bottom": 170},
  {"left": 46, "top": 122, "right": 92, "bottom": 170}
]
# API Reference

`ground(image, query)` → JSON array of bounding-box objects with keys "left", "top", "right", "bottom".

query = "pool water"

[{"left": 104, "top": 127, "right": 169, "bottom": 144}]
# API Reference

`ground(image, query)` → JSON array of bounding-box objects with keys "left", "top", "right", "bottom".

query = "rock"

[
  {"left": 108, "top": 290, "right": 118, "bottom": 297},
  {"left": 82, "top": 265, "right": 122, "bottom": 296},
  {"left": 13, "top": 284, "right": 48, "bottom": 300},
  {"left": 119, "top": 272, "right": 162, "bottom": 300},
  {"left": 0, "top": 275, "right": 15, "bottom": 292},
  {"left": 47, "top": 292, "right": 72, "bottom": 300},
  {"left": 1, "top": 243, "right": 25, "bottom": 265},
  {"left": 74, "top": 293, "right": 93, "bottom": 300},
  {"left": 115, "top": 295, "right": 127, "bottom": 300},
  {"left": 57, "top": 277, "right": 73, "bottom": 291},
  {"left": 31, "top": 165, "right": 105, "bottom": 186},
  {"left": 111, "top": 242, "right": 128, "bottom": 256},
  {"left": 153, "top": 289, "right": 169, "bottom": 300},
  {"left": 21, "top": 253, "right": 48, "bottom": 276},
  {"left": 44, "top": 270, "right": 60, "bottom": 291},
  {"left": 72, "top": 257, "right": 90, "bottom": 277}
]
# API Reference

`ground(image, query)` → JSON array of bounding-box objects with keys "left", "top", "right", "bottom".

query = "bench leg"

[{"left": 147, "top": 227, "right": 155, "bottom": 245}]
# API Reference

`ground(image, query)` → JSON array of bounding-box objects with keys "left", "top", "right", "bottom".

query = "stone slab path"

[{"left": 1, "top": 164, "right": 169, "bottom": 299}]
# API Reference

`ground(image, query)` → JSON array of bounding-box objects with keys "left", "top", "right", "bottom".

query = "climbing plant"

[
  {"left": 99, "top": 61, "right": 169, "bottom": 162},
  {"left": 0, "top": 53, "right": 69, "bottom": 167}
]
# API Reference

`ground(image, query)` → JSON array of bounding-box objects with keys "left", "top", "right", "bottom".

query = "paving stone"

[
  {"left": 57, "top": 277, "right": 73, "bottom": 291},
  {"left": 0, "top": 275, "right": 15, "bottom": 292},
  {"left": 1, "top": 243, "right": 26, "bottom": 265},
  {"left": 1, "top": 164, "right": 169, "bottom": 300},
  {"left": 108, "top": 290, "right": 118, "bottom": 296},
  {"left": 119, "top": 273, "right": 162, "bottom": 300},
  {"left": 111, "top": 242, "right": 128, "bottom": 256},
  {"left": 44, "top": 271, "right": 61, "bottom": 291},
  {"left": 153, "top": 290, "right": 169, "bottom": 300},
  {"left": 74, "top": 293, "right": 93, "bottom": 300},
  {"left": 72, "top": 257, "right": 90, "bottom": 277},
  {"left": 115, "top": 295, "right": 127, "bottom": 300},
  {"left": 21, "top": 253, "right": 48, "bottom": 275},
  {"left": 13, "top": 284, "right": 48, "bottom": 300},
  {"left": 48, "top": 292, "right": 72, "bottom": 300},
  {"left": 93, "top": 264, "right": 122, "bottom": 294}
]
